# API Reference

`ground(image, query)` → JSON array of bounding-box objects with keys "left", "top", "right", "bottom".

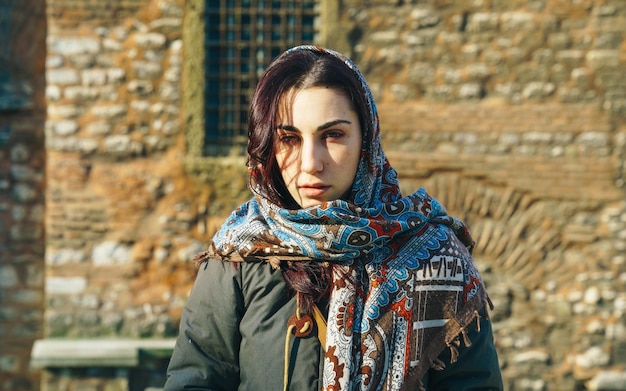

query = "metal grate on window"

[
  {"left": 204, "top": 0, "right": 317, "bottom": 156},
  {"left": 0, "top": 0, "right": 33, "bottom": 111}
]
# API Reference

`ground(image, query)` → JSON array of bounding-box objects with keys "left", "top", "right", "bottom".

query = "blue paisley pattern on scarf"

[{"left": 204, "top": 45, "right": 489, "bottom": 391}]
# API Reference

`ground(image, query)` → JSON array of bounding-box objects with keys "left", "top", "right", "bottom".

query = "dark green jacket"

[{"left": 165, "top": 259, "right": 503, "bottom": 391}]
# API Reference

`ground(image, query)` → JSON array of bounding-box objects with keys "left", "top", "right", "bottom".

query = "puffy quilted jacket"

[{"left": 164, "top": 259, "right": 503, "bottom": 391}]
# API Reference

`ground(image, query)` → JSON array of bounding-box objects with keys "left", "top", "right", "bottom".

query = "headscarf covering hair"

[{"left": 196, "top": 45, "right": 491, "bottom": 391}]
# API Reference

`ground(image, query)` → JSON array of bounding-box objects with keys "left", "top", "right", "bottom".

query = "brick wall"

[
  {"left": 44, "top": 0, "right": 205, "bottom": 343},
  {"left": 0, "top": 0, "right": 47, "bottom": 390},
  {"left": 3, "top": 0, "right": 626, "bottom": 390},
  {"left": 340, "top": 1, "right": 626, "bottom": 389}
]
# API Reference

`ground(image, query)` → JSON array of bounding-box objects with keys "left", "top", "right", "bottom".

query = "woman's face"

[{"left": 275, "top": 87, "right": 362, "bottom": 208}]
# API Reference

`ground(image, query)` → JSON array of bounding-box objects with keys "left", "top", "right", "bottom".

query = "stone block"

[
  {"left": 11, "top": 184, "right": 37, "bottom": 203},
  {"left": 0, "top": 355, "right": 19, "bottom": 373},
  {"left": 532, "top": 48, "right": 554, "bottom": 65},
  {"left": 92, "top": 104, "right": 127, "bottom": 118},
  {"left": 134, "top": 32, "right": 167, "bottom": 49},
  {"left": 82, "top": 69, "right": 108, "bottom": 86},
  {"left": 67, "top": 54, "right": 97, "bottom": 69},
  {"left": 408, "top": 62, "right": 435, "bottom": 84},
  {"left": 49, "top": 37, "right": 101, "bottom": 55},
  {"left": 103, "top": 135, "right": 143, "bottom": 155},
  {"left": 47, "top": 69, "right": 80, "bottom": 85},
  {"left": 369, "top": 31, "right": 399, "bottom": 45},
  {"left": 46, "top": 55, "right": 63, "bottom": 68},
  {"left": 501, "top": 12, "right": 536, "bottom": 31},
  {"left": 48, "top": 104, "right": 85, "bottom": 118},
  {"left": 0, "top": 265, "right": 19, "bottom": 288},
  {"left": 464, "top": 63, "right": 490, "bottom": 81},
  {"left": 409, "top": 8, "right": 440, "bottom": 29},
  {"left": 513, "top": 378, "right": 546, "bottom": 391},
  {"left": 467, "top": 12, "right": 498, "bottom": 33},
  {"left": 458, "top": 83, "right": 483, "bottom": 100},
  {"left": 9, "top": 289, "right": 42, "bottom": 305},
  {"left": 522, "top": 82, "right": 555, "bottom": 100},
  {"left": 12, "top": 205, "right": 27, "bottom": 221},
  {"left": 556, "top": 50, "right": 585, "bottom": 67},
  {"left": 10, "top": 143, "right": 31, "bottom": 163},
  {"left": 170, "top": 39, "right": 183, "bottom": 54},
  {"left": 11, "top": 167, "right": 40, "bottom": 186},
  {"left": 108, "top": 68, "right": 126, "bottom": 83},
  {"left": 586, "top": 49, "right": 621, "bottom": 69},
  {"left": 161, "top": 119, "right": 180, "bottom": 135},
  {"left": 587, "top": 371, "right": 626, "bottom": 391},
  {"left": 77, "top": 139, "right": 99, "bottom": 154},
  {"left": 131, "top": 61, "right": 163, "bottom": 79},
  {"left": 46, "top": 277, "right": 87, "bottom": 295},
  {"left": 45, "top": 248, "right": 88, "bottom": 265},
  {"left": 86, "top": 121, "right": 112, "bottom": 136},
  {"left": 64, "top": 86, "right": 100, "bottom": 101},
  {"left": 558, "top": 86, "right": 585, "bottom": 103},
  {"left": 51, "top": 120, "right": 79, "bottom": 136},
  {"left": 128, "top": 80, "right": 154, "bottom": 95},
  {"left": 26, "top": 264, "right": 43, "bottom": 287},
  {"left": 46, "top": 85, "right": 62, "bottom": 101},
  {"left": 92, "top": 241, "right": 133, "bottom": 266},
  {"left": 103, "top": 38, "right": 123, "bottom": 51},
  {"left": 575, "top": 346, "right": 611, "bottom": 371},
  {"left": 149, "top": 17, "right": 183, "bottom": 34},
  {"left": 159, "top": 83, "right": 180, "bottom": 101},
  {"left": 164, "top": 66, "right": 180, "bottom": 83}
]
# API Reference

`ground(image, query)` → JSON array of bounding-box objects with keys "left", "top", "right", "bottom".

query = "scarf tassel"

[
  {"left": 449, "top": 345, "right": 459, "bottom": 363},
  {"left": 429, "top": 357, "right": 446, "bottom": 371},
  {"left": 461, "top": 328, "right": 472, "bottom": 347},
  {"left": 447, "top": 325, "right": 475, "bottom": 365}
]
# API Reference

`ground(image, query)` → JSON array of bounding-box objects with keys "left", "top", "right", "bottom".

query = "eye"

[
  {"left": 278, "top": 132, "right": 300, "bottom": 145},
  {"left": 323, "top": 130, "right": 344, "bottom": 140}
]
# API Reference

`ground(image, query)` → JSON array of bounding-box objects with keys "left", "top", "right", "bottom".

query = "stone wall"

[
  {"left": 3, "top": 0, "right": 626, "bottom": 390},
  {"left": 337, "top": 1, "right": 626, "bottom": 389},
  {"left": 44, "top": 0, "right": 207, "bottom": 341},
  {"left": 0, "top": 0, "right": 47, "bottom": 390}
]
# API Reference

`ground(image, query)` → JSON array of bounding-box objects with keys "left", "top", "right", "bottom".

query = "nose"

[{"left": 299, "top": 138, "right": 324, "bottom": 174}]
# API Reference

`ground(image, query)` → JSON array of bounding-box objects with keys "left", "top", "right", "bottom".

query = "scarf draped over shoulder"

[{"left": 198, "top": 45, "right": 491, "bottom": 391}]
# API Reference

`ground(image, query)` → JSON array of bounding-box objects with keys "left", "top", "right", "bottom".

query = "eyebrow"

[{"left": 277, "top": 119, "right": 352, "bottom": 132}]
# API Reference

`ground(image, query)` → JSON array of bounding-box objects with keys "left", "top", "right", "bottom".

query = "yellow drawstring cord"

[
  {"left": 284, "top": 294, "right": 303, "bottom": 391},
  {"left": 283, "top": 294, "right": 326, "bottom": 391},
  {"left": 284, "top": 322, "right": 295, "bottom": 391}
]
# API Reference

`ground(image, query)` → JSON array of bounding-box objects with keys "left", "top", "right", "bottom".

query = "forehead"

[{"left": 277, "top": 87, "right": 355, "bottom": 123}]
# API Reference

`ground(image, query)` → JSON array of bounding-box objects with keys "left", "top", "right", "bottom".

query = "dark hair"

[
  {"left": 247, "top": 48, "right": 372, "bottom": 209},
  {"left": 246, "top": 48, "right": 370, "bottom": 313}
]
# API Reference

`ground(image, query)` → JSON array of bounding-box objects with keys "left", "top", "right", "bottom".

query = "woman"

[{"left": 165, "top": 46, "right": 503, "bottom": 391}]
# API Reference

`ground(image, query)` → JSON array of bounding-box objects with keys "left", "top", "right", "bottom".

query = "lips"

[{"left": 298, "top": 184, "right": 330, "bottom": 198}]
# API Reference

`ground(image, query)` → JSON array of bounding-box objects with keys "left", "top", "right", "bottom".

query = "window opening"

[{"left": 204, "top": 0, "right": 317, "bottom": 156}]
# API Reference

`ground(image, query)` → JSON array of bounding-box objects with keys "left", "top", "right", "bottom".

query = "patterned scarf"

[{"left": 200, "top": 46, "right": 491, "bottom": 391}]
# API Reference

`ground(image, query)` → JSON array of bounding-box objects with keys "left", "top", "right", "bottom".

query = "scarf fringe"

[
  {"left": 429, "top": 357, "right": 446, "bottom": 371},
  {"left": 447, "top": 309, "right": 482, "bottom": 365},
  {"left": 194, "top": 248, "right": 212, "bottom": 268}
]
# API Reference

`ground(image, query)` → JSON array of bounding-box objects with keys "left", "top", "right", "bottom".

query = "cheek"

[
  {"left": 348, "top": 153, "right": 361, "bottom": 179},
  {"left": 276, "top": 152, "right": 297, "bottom": 181},
  {"left": 344, "top": 139, "right": 362, "bottom": 169}
]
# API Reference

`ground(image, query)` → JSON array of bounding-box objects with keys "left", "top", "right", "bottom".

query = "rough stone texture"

[
  {"left": 1, "top": 0, "right": 626, "bottom": 390},
  {"left": 0, "top": 0, "right": 47, "bottom": 390}
]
